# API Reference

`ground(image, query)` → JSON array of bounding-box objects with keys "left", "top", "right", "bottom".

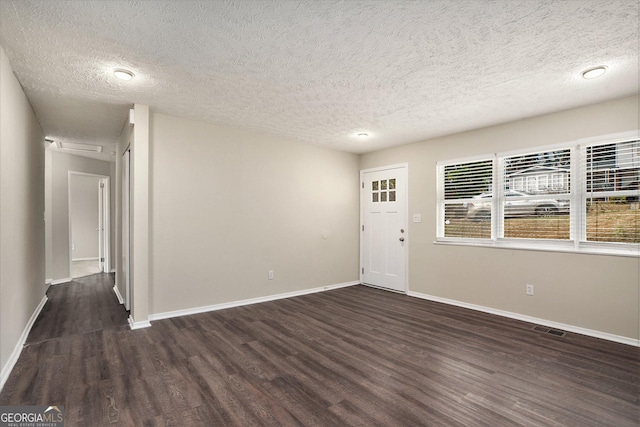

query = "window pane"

[
  {"left": 586, "top": 198, "right": 640, "bottom": 243},
  {"left": 444, "top": 160, "right": 493, "bottom": 200},
  {"left": 444, "top": 203, "right": 490, "bottom": 238},
  {"left": 586, "top": 141, "right": 640, "bottom": 193},
  {"left": 503, "top": 199, "right": 570, "bottom": 239},
  {"left": 505, "top": 149, "right": 570, "bottom": 194}
]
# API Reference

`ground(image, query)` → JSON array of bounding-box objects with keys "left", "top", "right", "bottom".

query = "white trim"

[
  {"left": 50, "top": 277, "right": 72, "bottom": 285},
  {"left": 0, "top": 295, "right": 48, "bottom": 391},
  {"left": 128, "top": 315, "right": 151, "bottom": 330},
  {"left": 72, "top": 257, "right": 99, "bottom": 262},
  {"left": 113, "top": 285, "right": 124, "bottom": 305},
  {"left": 149, "top": 281, "right": 359, "bottom": 322},
  {"left": 407, "top": 291, "right": 639, "bottom": 347},
  {"left": 45, "top": 279, "right": 52, "bottom": 285},
  {"left": 434, "top": 236, "right": 640, "bottom": 258}
]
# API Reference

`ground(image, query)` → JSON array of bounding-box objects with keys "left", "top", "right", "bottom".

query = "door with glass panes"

[{"left": 360, "top": 165, "right": 407, "bottom": 292}]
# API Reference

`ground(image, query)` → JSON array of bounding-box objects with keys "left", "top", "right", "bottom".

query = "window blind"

[
  {"left": 439, "top": 159, "right": 493, "bottom": 239},
  {"left": 501, "top": 149, "right": 571, "bottom": 240},
  {"left": 583, "top": 140, "right": 640, "bottom": 243}
]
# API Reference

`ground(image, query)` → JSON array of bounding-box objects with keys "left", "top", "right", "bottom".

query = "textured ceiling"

[{"left": 0, "top": 0, "right": 637, "bottom": 160}]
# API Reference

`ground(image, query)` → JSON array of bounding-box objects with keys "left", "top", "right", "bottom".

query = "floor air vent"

[{"left": 532, "top": 325, "right": 567, "bottom": 337}]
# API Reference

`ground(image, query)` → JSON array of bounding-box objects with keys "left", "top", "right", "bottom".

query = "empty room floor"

[
  {"left": 71, "top": 259, "right": 102, "bottom": 278},
  {"left": 1, "top": 277, "right": 638, "bottom": 426}
]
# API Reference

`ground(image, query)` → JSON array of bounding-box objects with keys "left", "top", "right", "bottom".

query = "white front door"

[{"left": 361, "top": 164, "right": 407, "bottom": 292}]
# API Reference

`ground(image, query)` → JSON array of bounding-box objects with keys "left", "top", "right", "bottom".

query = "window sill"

[{"left": 434, "top": 238, "right": 640, "bottom": 257}]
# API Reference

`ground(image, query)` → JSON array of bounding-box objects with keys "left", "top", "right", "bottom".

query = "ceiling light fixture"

[
  {"left": 582, "top": 66, "right": 607, "bottom": 79},
  {"left": 113, "top": 68, "right": 135, "bottom": 81},
  {"left": 357, "top": 133, "right": 369, "bottom": 139}
]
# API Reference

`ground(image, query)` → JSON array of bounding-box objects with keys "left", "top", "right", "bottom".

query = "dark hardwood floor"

[{"left": 1, "top": 275, "right": 638, "bottom": 426}]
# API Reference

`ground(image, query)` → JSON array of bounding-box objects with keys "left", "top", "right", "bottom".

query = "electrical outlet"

[
  {"left": 526, "top": 284, "right": 534, "bottom": 296},
  {"left": 268, "top": 270, "right": 274, "bottom": 280}
]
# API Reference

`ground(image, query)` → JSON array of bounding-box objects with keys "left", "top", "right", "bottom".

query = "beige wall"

[
  {"left": 70, "top": 175, "right": 100, "bottom": 260},
  {"left": 0, "top": 46, "right": 45, "bottom": 383},
  {"left": 149, "top": 113, "right": 360, "bottom": 315},
  {"left": 49, "top": 151, "right": 114, "bottom": 280},
  {"left": 360, "top": 95, "right": 640, "bottom": 341}
]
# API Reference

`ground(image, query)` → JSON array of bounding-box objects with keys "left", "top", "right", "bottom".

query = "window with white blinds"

[
  {"left": 436, "top": 132, "right": 640, "bottom": 256},
  {"left": 583, "top": 140, "right": 640, "bottom": 244},
  {"left": 500, "top": 149, "right": 571, "bottom": 240},
  {"left": 438, "top": 159, "right": 493, "bottom": 239}
]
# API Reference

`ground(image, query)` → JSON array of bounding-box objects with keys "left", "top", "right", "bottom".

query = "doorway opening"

[{"left": 68, "top": 172, "right": 111, "bottom": 279}]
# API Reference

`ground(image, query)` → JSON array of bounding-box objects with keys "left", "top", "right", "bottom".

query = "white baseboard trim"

[
  {"left": 113, "top": 285, "right": 124, "bottom": 305},
  {"left": 50, "top": 277, "right": 72, "bottom": 285},
  {"left": 407, "top": 291, "right": 639, "bottom": 347},
  {"left": 72, "top": 257, "right": 99, "bottom": 262},
  {"left": 45, "top": 278, "right": 52, "bottom": 285},
  {"left": 149, "top": 280, "right": 360, "bottom": 322},
  {"left": 128, "top": 315, "right": 151, "bottom": 330},
  {"left": 1, "top": 295, "right": 48, "bottom": 391}
]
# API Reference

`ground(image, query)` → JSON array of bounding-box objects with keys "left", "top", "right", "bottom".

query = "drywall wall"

[
  {"left": 45, "top": 148, "right": 53, "bottom": 281},
  {"left": 149, "top": 112, "right": 360, "bottom": 315},
  {"left": 49, "top": 151, "right": 114, "bottom": 280},
  {"left": 0, "top": 46, "right": 45, "bottom": 386},
  {"left": 70, "top": 174, "right": 100, "bottom": 260},
  {"left": 360, "top": 95, "right": 640, "bottom": 341}
]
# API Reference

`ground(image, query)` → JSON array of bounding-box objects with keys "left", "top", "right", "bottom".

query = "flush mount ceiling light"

[
  {"left": 357, "top": 133, "right": 369, "bottom": 139},
  {"left": 582, "top": 66, "right": 607, "bottom": 79},
  {"left": 113, "top": 68, "right": 135, "bottom": 81}
]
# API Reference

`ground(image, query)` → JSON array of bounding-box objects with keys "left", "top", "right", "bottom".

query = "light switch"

[{"left": 413, "top": 214, "right": 422, "bottom": 223}]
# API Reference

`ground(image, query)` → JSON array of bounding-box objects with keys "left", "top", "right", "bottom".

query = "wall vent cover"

[{"left": 532, "top": 325, "right": 567, "bottom": 337}]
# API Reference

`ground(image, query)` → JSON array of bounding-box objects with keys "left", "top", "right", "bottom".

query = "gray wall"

[
  {"left": 49, "top": 151, "right": 114, "bottom": 280},
  {"left": 149, "top": 113, "right": 360, "bottom": 315},
  {"left": 360, "top": 95, "right": 640, "bottom": 341},
  {"left": 70, "top": 174, "right": 100, "bottom": 260},
  {"left": 0, "top": 46, "right": 45, "bottom": 384}
]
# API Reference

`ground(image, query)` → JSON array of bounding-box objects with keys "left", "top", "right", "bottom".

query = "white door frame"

[
  {"left": 68, "top": 171, "right": 111, "bottom": 278},
  {"left": 359, "top": 163, "right": 409, "bottom": 292},
  {"left": 98, "top": 177, "right": 111, "bottom": 272},
  {"left": 122, "top": 149, "right": 131, "bottom": 311}
]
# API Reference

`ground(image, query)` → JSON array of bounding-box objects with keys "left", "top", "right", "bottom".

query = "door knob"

[
  {"left": 400, "top": 228, "right": 405, "bottom": 233},
  {"left": 399, "top": 237, "right": 405, "bottom": 242}
]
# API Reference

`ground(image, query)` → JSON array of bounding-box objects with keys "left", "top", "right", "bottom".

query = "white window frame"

[{"left": 436, "top": 131, "right": 640, "bottom": 257}]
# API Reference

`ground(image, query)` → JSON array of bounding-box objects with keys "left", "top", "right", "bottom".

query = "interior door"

[{"left": 361, "top": 165, "right": 407, "bottom": 292}]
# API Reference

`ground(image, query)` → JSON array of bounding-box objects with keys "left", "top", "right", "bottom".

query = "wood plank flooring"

[{"left": 1, "top": 275, "right": 638, "bottom": 426}]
